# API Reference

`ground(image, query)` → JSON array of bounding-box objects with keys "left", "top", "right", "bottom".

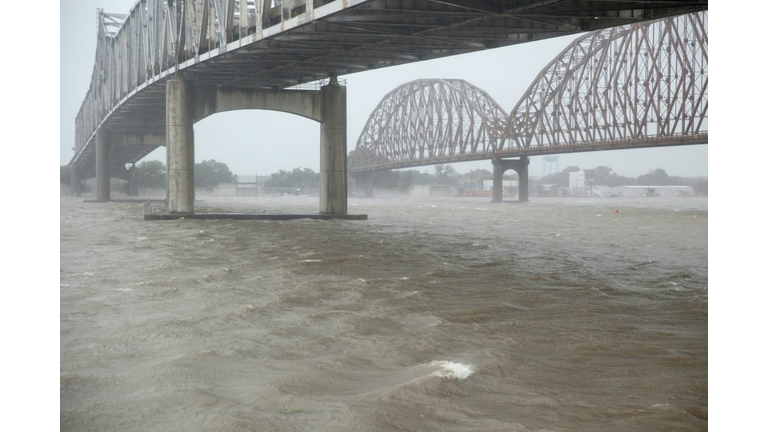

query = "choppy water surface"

[{"left": 60, "top": 196, "right": 707, "bottom": 431}]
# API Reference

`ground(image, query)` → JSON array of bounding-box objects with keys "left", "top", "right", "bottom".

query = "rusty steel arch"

[
  {"left": 508, "top": 11, "right": 708, "bottom": 152},
  {"left": 350, "top": 12, "right": 707, "bottom": 173},
  {"left": 352, "top": 79, "right": 508, "bottom": 171}
]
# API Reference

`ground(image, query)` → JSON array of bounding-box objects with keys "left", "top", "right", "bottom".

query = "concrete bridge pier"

[
  {"left": 166, "top": 76, "right": 195, "bottom": 214},
  {"left": 96, "top": 129, "right": 111, "bottom": 201},
  {"left": 127, "top": 164, "right": 139, "bottom": 196},
  {"left": 319, "top": 78, "right": 347, "bottom": 214},
  {"left": 70, "top": 163, "right": 81, "bottom": 196},
  {"left": 364, "top": 175, "right": 374, "bottom": 198},
  {"left": 492, "top": 156, "right": 529, "bottom": 203}
]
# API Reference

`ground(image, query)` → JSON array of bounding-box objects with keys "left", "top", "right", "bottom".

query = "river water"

[{"left": 60, "top": 195, "right": 707, "bottom": 431}]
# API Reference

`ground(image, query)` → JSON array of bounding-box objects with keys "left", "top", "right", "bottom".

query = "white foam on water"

[
  {"left": 83, "top": 272, "right": 94, "bottom": 277},
  {"left": 427, "top": 361, "right": 475, "bottom": 380},
  {"left": 136, "top": 236, "right": 148, "bottom": 241},
  {"left": 300, "top": 259, "right": 322, "bottom": 263}
]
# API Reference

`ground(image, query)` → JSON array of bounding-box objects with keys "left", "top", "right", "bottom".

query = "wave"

[{"left": 426, "top": 360, "right": 474, "bottom": 380}]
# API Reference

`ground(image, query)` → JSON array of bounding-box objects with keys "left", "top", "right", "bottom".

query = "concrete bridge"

[
  {"left": 68, "top": 0, "right": 707, "bottom": 214},
  {"left": 350, "top": 11, "right": 708, "bottom": 202}
]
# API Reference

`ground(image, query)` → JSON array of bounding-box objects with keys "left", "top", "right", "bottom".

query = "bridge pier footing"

[
  {"left": 492, "top": 156, "right": 529, "bottom": 203},
  {"left": 96, "top": 129, "right": 111, "bottom": 202},
  {"left": 320, "top": 78, "right": 348, "bottom": 214},
  {"left": 166, "top": 76, "right": 195, "bottom": 214}
]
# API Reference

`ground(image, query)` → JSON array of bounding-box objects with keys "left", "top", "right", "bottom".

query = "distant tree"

[
  {"left": 540, "top": 166, "right": 580, "bottom": 187},
  {"left": 467, "top": 168, "right": 493, "bottom": 181},
  {"left": 373, "top": 170, "right": 400, "bottom": 188},
  {"left": 136, "top": 160, "right": 166, "bottom": 188},
  {"left": 692, "top": 178, "right": 708, "bottom": 196},
  {"left": 291, "top": 167, "right": 319, "bottom": 187},
  {"left": 264, "top": 167, "right": 319, "bottom": 188},
  {"left": 60, "top": 166, "right": 71, "bottom": 185},
  {"left": 584, "top": 166, "right": 635, "bottom": 187},
  {"left": 195, "top": 159, "right": 234, "bottom": 187},
  {"left": 265, "top": 169, "right": 290, "bottom": 187},
  {"left": 636, "top": 168, "right": 685, "bottom": 186},
  {"left": 434, "top": 164, "right": 459, "bottom": 185}
]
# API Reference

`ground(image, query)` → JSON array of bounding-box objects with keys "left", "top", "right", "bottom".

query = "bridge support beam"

[
  {"left": 70, "top": 163, "right": 81, "bottom": 196},
  {"left": 492, "top": 156, "right": 529, "bottom": 203},
  {"left": 166, "top": 77, "right": 195, "bottom": 214},
  {"left": 96, "top": 129, "right": 111, "bottom": 202},
  {"left": 319, "top": 78, "right": 347, "bottom": 214}
]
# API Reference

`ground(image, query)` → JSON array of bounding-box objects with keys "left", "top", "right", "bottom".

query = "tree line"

[
  {"left": 60, "top": 159, "right": 235, "bottom": 189},
  {"left": 538, "top": 165, "right": 707, "bottom": 195},
  {"left": 61, "top": 160, "right": 707, "bottom": 196}
]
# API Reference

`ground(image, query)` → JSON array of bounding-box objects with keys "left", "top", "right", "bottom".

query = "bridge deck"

[{"left": 73, "top": 0, "right": 708, "bottom": 170}]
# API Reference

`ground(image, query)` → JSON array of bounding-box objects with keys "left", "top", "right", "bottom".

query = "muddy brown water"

[{"left": 60, "top": 195, "right": 707, "bottom": 431}]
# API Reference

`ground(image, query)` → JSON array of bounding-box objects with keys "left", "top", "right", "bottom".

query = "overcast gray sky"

[{"left": 61, "top": 0, "right": 708, "bottom": 178}]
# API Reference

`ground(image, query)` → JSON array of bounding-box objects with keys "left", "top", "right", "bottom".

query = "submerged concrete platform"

[{"left": 144, "top": 213, "right": 367, "bottom": 221}]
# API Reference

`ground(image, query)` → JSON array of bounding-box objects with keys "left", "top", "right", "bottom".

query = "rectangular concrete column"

[
  {"left": 319, "top": 79, "right": 347, "bottom": 214},
  {"left": 166, "top": 77, "right": 195, "bottom": 214},
  {"left": 70, "top": 163, "right": 81, "bottom": 196},
  {"left": 96, "top": 129, "right": 111, "bottom": 201},
  {"left": 364, "top": 175, "right": 374, "bottom": 198},
  {"left": 128, "top": 165, "right": 139, "bottom": 196},
  {"left": 519, "top": 156, "right": 529, "bottom": 202},
  {"left": 492, "top": 159, "right": 503, "bottom": 203}
]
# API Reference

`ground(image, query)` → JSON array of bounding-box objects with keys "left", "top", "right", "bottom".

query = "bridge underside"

[{"left": 72, "top": 0, "right": 707, "bottom": 169}]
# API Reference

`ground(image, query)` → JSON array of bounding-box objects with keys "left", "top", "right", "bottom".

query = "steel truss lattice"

[
  {"left": 351, "top": 12, "right": 708, "bottom": 173},
  {"left": 353, "top": 79, "right": 508, "bottom": 170},
  {"left": 509, "top": 11, "right": 708, "bottom": 150}
]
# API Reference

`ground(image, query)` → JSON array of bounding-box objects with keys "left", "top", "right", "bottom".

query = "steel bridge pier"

[{"left": 492, "top": 157, "right": 529, "bottom": 203}]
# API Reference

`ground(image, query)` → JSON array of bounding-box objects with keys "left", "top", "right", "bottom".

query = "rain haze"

[{"left": 49, "top": 1, "right": 765, "bottom": 431}]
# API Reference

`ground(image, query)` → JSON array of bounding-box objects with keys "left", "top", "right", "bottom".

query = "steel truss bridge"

[
  {"left": 70, "top": 0, "right": 707, "bottom": 178},
  {"left": 350, "top": 11, "right": 708, "bottom": 173}
]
